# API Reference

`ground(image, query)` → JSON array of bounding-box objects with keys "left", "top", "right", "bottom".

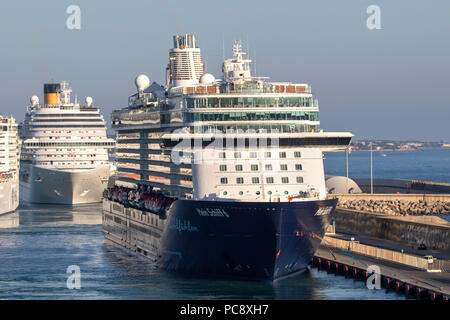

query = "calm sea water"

[
  {"left": 324, "top": 148, "right": 450, "bottom": 183},
  {"left": 5, "top": 149, "right": 447, "bottom": 300},
  {"left": 0, "top": 203, "right": 404, "bottom": 300}
]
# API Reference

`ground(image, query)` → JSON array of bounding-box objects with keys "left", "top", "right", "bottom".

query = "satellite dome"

[
  {"left": 30, "top": 96, "right": 39, "bottom": 105},
  {"left": 199, "top": 73, "right": 215, "bottom": 84},
  {"left": 325, "top": 176, "right": 362, "bottom": 194},
  {"left": 85, "top": 96, "right": 93, "bottom": 106},
  {"left": 135, "top": 74, "right": 150, "bottom": 92}
]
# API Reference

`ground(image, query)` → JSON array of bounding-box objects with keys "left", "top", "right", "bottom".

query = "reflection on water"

[
  {"left": 0, "top": 212, "right": 19, "bottom": 228},
  {"left": 17, "top": 203, "right": 102, "bottom": 226},
  {"left": 0, "top": 203, "right": 405, "bottom": 300}
]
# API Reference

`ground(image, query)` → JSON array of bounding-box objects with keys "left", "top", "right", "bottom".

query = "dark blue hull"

[{"left": 102, "top": 198, "right": 336, "bottom": 281}]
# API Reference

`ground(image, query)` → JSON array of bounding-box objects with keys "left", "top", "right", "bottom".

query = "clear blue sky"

[{"left": 0, "top": 0, "right": 449, "bottom": 141}]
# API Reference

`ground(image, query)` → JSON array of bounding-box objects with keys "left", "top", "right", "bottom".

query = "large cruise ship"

[
  {"left": 0, "top": 116, "right": 20, "bottom": 214},
  {"left": 102, "top": 35, "right": 353, "bottom": 281},
  {"left": 19, "top": 81, "right": 115, "bottom": 204}
]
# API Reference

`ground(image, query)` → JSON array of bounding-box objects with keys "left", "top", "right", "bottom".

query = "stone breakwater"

[{"left": 338, "top": 199, "right": 450, "bottom": 216}]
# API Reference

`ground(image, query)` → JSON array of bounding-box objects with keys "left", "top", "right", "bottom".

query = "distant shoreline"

[{"left": 328, "top": 147, "right": 450, "bottom": 153}]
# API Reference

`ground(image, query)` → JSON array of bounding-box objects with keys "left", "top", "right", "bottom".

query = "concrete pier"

[
  {"left": 330, "top": 194, "right": 450, "bottom": 216},
  {"left": 313, "top": 244, "right": 450, "bottom": 300},
  {"left": 330, "top": 208, "right": 450, "bottom": 251},
  {"left": 314, "top": 193, "right": 450, "bottom": 299},
  {"left": 322, "top": 234, "right": 450, "bottom": 271}
]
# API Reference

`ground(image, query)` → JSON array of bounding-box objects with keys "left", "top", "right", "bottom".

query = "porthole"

[
  {"left": 256, "top": 191, "right": 260, "bottom": 195},
  {"left": 223, "top": 191, "right": 228, "bottom": 195},
  {"left": 239, "top": 191, "right": 243, "bottom": 195},
  {"left": 268, "top": 191, "right": 272, "bottom": 195},
  {"left": 284, "top": 191, "right": 289, "bottom": 195}
]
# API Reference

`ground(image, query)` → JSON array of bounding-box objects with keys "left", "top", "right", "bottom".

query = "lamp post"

[
  {"left": 346, "top": 147, "right": 349, "bottom": 179},
  {"left": 370, "top": 142, "right": 373, "bottom": 194}
]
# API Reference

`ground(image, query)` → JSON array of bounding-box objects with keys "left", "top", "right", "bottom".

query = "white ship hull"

[
  {"left": 0, "top": 175, "right": 19, "bottom": 215},
  {"left": 20, "top": 163, "right": 110, "bottom": 204}
]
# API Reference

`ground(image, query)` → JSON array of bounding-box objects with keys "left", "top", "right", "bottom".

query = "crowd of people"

[{"left": 106, "top": 185, "right": 175, "bottom": 214}]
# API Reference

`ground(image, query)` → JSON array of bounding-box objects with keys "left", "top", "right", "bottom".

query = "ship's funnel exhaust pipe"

[{"left": 43, "top": 83, "right": 60, "bottom": 105}]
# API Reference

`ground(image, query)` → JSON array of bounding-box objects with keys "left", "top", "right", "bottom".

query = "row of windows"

[
  {"left": 221, "top": 190, "right": 307, "bottom": 196},
  {"left": 35, "top": 161, "right": 106, "bottom": 166},
  {"left": 219, "top": 163, "right": 303, "bottom": 172},
  {"left": 184, "top": 111, "right": 319, "bottom": 123},
  {"left": 220, "top": 176, "right": 304, "bottom": 184},
  {"left": 219, "top": 151, "right": 302, "bottom": 159},
  {"left": 46, "top": 136, "right": 104, "bottom": 140},
  {"left": 33, "top": 113, "right": 100, "bottom": 117},
  {"left": 42, "top": 154, "right": 99, "bottom": 158},
  {"left": 41, "top": 130, "right": 100, "bottom": 134},
  {"left": 31, "top": 148, "right": 104, "bottom": 152},
  {"left": 24, "top": 142, "right": 115, "bottom": 147},
  {"left": 185, "top": 97, "right": 313, "bottom": 109},
  {"left": 32, "top": 119, "right": 103, "bottom": 122},
  {"left": 31, "top": 124, "right": 105, "bottom": 128}
]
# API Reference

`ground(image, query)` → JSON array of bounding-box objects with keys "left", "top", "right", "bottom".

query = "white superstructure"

[
  {"left": 0, "top": 116, "right": 20, "bottom": 214},
  {"left": 167, "top": 34, "right": 204, "bottom": 87},
  {"left": 19, "top": 82, "right": 115, "bottom": 204},
  {"left": 222, "top": 40, "right": 253, "bottom": 82},
  {"left": 111, "top": 36, "right": 353, "bottom": 203}
]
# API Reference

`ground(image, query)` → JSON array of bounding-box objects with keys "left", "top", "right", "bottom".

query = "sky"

[{"left": 0, "top": 0, "right": 449, "bottom": 141}]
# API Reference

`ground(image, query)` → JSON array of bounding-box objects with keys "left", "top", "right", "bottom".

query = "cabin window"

[
  {"left": 250, "top": 164, "right": 258, "bottom": 171},
  {"left": 235, "top": 164, "right": 243, "bottom": 171},
  {"left": 296, "top": 177, "right": 304, "bottom": 183},
  {"left": 236, "top": 177, "right": 244, "bottom": 184},
  {"left": 220, "top": 177, "right": 228, "bottom": 184},
  {"left": 280, "top": 164, "right": 288, "bottom": 171},
  {"left": 219, "top": 165, "right": 227, "bottom": 171},
  {"left": 282, "top": 177, "right": 289, "bottom": 183},
  {"left": 295, "top": 164, "right": 303, "bottom": 171},
  {"left": 266, "top": 177, "right": 274, "bottom": 184}
]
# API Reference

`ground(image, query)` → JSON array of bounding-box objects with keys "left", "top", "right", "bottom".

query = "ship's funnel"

[
  {"left": 168, "top": 34, "right": 204, "bottom": 87},
  {"left": 44, "top": 83, "right": 60, "bottom": 105}
]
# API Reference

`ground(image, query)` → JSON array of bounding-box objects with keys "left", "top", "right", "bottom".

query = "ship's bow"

[{"left": 159, "top": 198, "right": 336, "bottom": 281}]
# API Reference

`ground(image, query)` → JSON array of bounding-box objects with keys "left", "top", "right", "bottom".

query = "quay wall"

[
  {"left": 330, "top": 193, "right": 450, "bottom": 203},
  {"left": 329, "top": 193, "right": 450, "bottom": 216},
  {"left": 331, "top": 208, "right": 450, "bottom": 251},
  {"left": 322, "top": 236, "right": 434, "bottom": 271}
]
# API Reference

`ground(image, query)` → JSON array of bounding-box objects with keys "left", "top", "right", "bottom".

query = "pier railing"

[
  {"left": 329, "top": 193, "right": 450, "bottom": 203},
  {"left": 322, "top": 235, "right": 450, "bottom": 272}
]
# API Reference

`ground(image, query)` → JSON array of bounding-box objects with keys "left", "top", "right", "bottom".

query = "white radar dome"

[
  {"left": 30, "top": 96, "right": 39, "bottom": 105},
  {"left": 85, "top": 96, "right": 93, "bottom": 106},
  {"left": 135, "top": 74, "right": 150, "bottom": 92},
  {"left": 199, "top": 73, "right": 215, "bottom": 84}
]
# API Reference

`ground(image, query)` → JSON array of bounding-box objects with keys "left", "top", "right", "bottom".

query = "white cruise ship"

[
  {"left": 0, "top": 116, "right": 20, "bottom": 214},
  {"left": 19, "top": 81, "right": 115, "bottom": 204},
  {"left": 102, "top": 35, "right": 354, "bottom": 281}
]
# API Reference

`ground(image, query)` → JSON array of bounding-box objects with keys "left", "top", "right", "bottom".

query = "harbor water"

[
  {"left": 3, "top": 149, "right": 449, "bottom": 300},
  {"left": 324, "top": 148, "right": 450, "bottom": 183},
  {"left": 0, "top": 203, "right": 404, "bottom": 300}
]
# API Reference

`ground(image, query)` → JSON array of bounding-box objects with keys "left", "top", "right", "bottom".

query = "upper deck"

[
  {"left": 112, "top": 39, "right": 331, "bottom": 135},
  {"left": 19, "top": 82, "right": 115, "bottom": 169}
]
